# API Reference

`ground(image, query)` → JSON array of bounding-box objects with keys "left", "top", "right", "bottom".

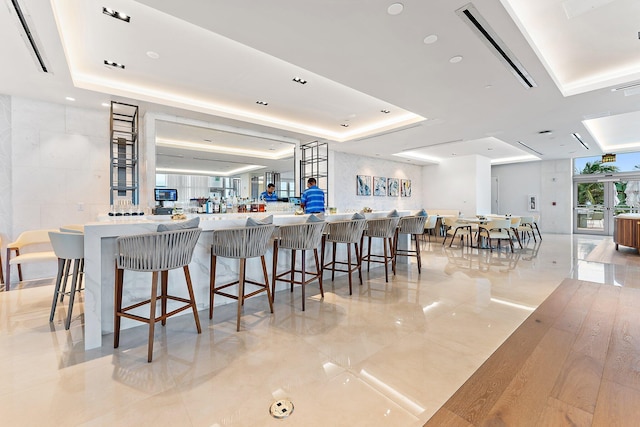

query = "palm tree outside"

[{"left": 577, "top": 161, "right": 620, "bottom": 206}]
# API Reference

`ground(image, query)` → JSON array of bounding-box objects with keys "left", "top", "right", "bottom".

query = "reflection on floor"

[{"left": 0, "top": 234, "right": 639, "bottom": 426}]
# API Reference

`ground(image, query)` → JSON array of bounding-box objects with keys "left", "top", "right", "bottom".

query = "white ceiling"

[{"left": 2, "top": 0, "right": 640, "bottom": 172}]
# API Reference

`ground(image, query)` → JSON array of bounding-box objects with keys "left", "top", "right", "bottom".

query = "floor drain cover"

[{"left": 269, "top": 399, "right": 294, "bottom": 419}]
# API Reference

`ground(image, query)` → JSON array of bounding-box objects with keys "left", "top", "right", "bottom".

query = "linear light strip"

[
  {"left": 11, "top": 0, "right": 48, "bottom": 72},
  {"left": 572, "top": 133, "right": 589, "bottom": 150},
  {"left": 157, "top": 165, "right": 264, "bottom": 176},
  {"left": 516, "top": 141, "right": 543, "bottom": 156},
  {"left": 156, "top": 138, "right": 292, "bottom": 160}
]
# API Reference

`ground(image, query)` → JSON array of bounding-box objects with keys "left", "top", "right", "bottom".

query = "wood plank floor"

[
  {"left": 425, "top": 260, "right": 640, "bottom": 426},
  {"left": 585, "top": 238, "right": 640, "bottom": 265}
]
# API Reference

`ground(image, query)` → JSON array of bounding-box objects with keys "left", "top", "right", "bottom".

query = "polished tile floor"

[{"left": 1, "top": 234, "right": 637, "bottom": 426}]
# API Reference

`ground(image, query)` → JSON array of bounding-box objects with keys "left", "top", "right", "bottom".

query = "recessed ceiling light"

[
  {"left": 340, "top": 123, "right": 349, "bottom": 127},
  {"left": 449, "top": 56, "right": 463, "bottom": 63},
  {"left": 423, "top": 34, "right": 438, "bottom": 44},
  {"left": 101, "top": 102, "right": 110, "bottom": 107},
  {"left": 256, "top": 100, "right": 269, "bottom": 106},
  {"left": 292, "top": 77, "right": 307, "bottom": 84},
  {"left": 102, "top": 7, "right": 130, "bottom": 23},
  {"left": 381, "top": 109, "right": 391, "bottom": 114},
  {"left": 65, "top": 97, "right": 75, "bottom": 101},
  {"left": 387, "top": 3, "right": 404, "bottom": 15},
  {"left": 104, "top": 60, "right": 125, "bottom": 69},
  {"left": 146, "top": 51, "right": 160, "bottom": 59}
]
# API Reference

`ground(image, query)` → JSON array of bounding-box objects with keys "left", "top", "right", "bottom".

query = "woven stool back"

[
  {"left": 116, "top": 228, "right": 202, "bottom": 272},
  {"left": 277, "top": 222, "right": 326, "bottom": 250},
  {"left": 211, "top": 225, "right": 276, "bottom": 259},
  {"left": 363, "top": 217, "right": 400, "bottom": 238},
  {"left": 398, "top": 216, "right": 427, "bottom": 235},
  {"left": 325, "top": 219, "right": 367, "bottom": 243}
]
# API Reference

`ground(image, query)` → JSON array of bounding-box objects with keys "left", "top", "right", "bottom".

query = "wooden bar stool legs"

[
  {"left": 209, "top": 225, "right": 276, "bottom": 332},
  {"left": 323, "top": 239, "right": 362, "bottom": 295},
  {"left": 113, "top": 228, "right": 202, "bottom": 363},
  {"left": 210, "top": 253, "right": 273, "bottom": 331},
  {"left": 114, "top": 264, "right": 201, "bottom": 362}
]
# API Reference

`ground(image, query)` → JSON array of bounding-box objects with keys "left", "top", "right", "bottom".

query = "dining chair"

[
  {"left": 509, "top": 217, "right": 523, "bottom": 249},
  {"left": 517, "top": 216, "right": 536, "bottom": 242},
  {"left": 5, "top": 229, "right": 58, "bottom": 291},
  {"left": 442, "top": 217, "right": 472, "bottom": 248},
  {"left": 422, "top": 215, "right": 438, "bottom": 242},
  {"left": 532, "top": 214, "right": 542, "bottom": 239},
  {"left": 480, "top": 219, "right": 514, "bottom": 252}
]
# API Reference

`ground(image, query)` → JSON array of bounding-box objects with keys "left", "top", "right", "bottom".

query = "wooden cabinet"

[{"left": 613, "top": 216, "right": 640, "bottom": 251}]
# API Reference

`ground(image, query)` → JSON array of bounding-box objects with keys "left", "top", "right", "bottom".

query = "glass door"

[
  {"left": 574, "top": 179, "right": 640, "bottom": 235},
  {"left": 575, "top": 180, "right": 607, "bottom": 235}
]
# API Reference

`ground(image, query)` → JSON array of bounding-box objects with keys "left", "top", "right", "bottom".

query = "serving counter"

[
  {"left": 613, "top": 213, "right": 640, "bottom": 251},
  {"left": 83, "top": 211, "right": 411, "bottom": 349}
]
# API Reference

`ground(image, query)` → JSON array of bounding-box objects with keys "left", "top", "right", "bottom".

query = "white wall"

[
  {"left": 329, "top": 151, "right": 423, "bottom": 212},
  {"left": 2, "top": 95, "right": 111, "bottom": 281},
  {"left": 491, "top": 159, "right": 572, "bottom": 233},
  {"left": 422, "top": 155, "right": 491, "bottom": 217},
  {"left": 0, "top": 95, "right": 12, "bottom": 253}
]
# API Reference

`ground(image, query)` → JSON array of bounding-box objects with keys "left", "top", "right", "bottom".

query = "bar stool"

[
  {"left": 114, "top": 228, "right": 202, "bottom": 363},
  {"left": 322, "top": 219, "right": 368, "bottom": 295},
  {"left": 210, "top": 224, "right": 276, "bottom": 331},
  {"left": 394, "top": 216, "right": 428, "bottom": 274},
  {"left": 360, "top": 217, "right": 400, "bottom": 282},
  {"left": 272, "top": 221, "right": 326, "bottom": 311},
  {"left": 57, "top": 226, "right": 85, "bottom": 304},
  {"left": 48, "top": 231, "right": 84, "bottom": 329}
]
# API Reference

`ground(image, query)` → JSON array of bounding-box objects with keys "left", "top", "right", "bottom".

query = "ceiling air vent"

[
  {"left": 456, "top": 3, "right": 536, "bottom": 89},
  {"left": 10, "top": 0, "right": 48, "bottom": 73}
]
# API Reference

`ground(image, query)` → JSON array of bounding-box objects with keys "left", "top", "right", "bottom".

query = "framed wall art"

[
  {"left": 528, "top": 194, "right": 538, "bottom": 211},
  {"left": 401, "top": 179, "right": 412, "bottom": 197},
  {"left": 356, "top": 175, "right": 372, "bottom": 196},
  {"left": 388, "top": 178, "right": 399, "bottom": 197},
  {"left": 373, "top": 176, "right": 387, "bottom": 196}
]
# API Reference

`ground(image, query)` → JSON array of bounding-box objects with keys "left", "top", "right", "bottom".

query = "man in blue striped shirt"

[{"left": 301, "top": 178, "right": 325, "bottom": 214}]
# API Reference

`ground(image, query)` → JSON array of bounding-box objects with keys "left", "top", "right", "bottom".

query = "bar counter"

[{"left": 83, "top": 211, "right": 411, "bottom": 350}]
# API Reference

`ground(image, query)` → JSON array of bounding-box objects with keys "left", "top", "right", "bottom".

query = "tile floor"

[{"left": 0, "top": 233, "right": 635, "bottom": 426}]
